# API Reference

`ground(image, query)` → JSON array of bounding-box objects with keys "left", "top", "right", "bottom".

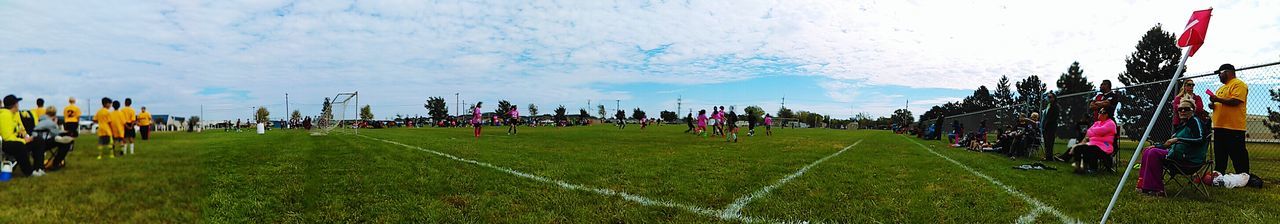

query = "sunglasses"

[{"left": 1178, "top": 108, "right": 1193, "bottom": 112}]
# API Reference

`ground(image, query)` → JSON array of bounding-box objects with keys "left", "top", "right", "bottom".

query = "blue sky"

[{"left": 2, "top": 0, "right": 1278, "bottom": 121}]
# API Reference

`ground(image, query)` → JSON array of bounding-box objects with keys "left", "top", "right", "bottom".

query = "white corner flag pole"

[{"left": 1099, "top": 47, "right": 1191, "bottom": 223}]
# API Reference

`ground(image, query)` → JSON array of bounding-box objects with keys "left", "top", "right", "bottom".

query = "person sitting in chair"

[
  {"left": 1058, "top": 108, "right": 1116, "bottom": 174},
  {"left": 1136, "top": 98, "right": 1209, "bottom": 196}
]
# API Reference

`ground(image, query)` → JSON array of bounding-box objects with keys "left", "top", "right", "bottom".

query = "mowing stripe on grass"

[
  {"left": 900, "top": 135, "right": 1081, "bottom": 224},
  {"left": 355, "top": 134, "right": 778, "bottom": 223},
  {"left": 721, "top": 140, "right": 864, "bottom": 220}
]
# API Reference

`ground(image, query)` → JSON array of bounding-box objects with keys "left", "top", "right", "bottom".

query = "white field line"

[
  {"left": 355, "top": 134, "right": 779, "bottom": 223},
  {"left": 720, "top": 140, "right": 864, "bottom": 220},
  {"left": 901, "top": 135, "right": 1081, "bottom": 224}
]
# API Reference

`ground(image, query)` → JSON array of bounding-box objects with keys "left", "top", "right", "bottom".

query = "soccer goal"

[{"left": 312, "top": 91, "right": 358, "bottom": 136}]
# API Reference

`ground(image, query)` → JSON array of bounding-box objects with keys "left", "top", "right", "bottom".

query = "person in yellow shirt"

[
  {"left": 3, "top": 95, "right": 36, "bottom": 177},
  {"left": 32, "top": 98, "right": 45, "bottom": 126},
  {"left": 1208, "top": 63, "right": 1251, "bottom": 176},
  {"left": 94, "top": 97, "right": 116, "bottom": 159},
  {"left": 64, "top": 97, "right": 80, "bottom": 138},
  {"left": 121, "top": 98, "right": 137, "bottom": 155},
  {"left": 111, "top": 100, "right": 125, "bottom": 157},
  {"left": 137, "top": 106, "right": 153, "bottom": 141}
]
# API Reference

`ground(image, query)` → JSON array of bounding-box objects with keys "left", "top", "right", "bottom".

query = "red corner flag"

[{"left": 1177, "top": 9, "right": 1212, "bottom": 57}]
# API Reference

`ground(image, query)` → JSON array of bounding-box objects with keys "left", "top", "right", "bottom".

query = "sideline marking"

[{"left": 900, "top": 135, "right": 1081, "bottom": 224}]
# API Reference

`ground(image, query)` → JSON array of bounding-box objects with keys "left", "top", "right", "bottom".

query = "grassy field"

[{"left": 0, "top": 125, "right": 1275, "bottom": 223}]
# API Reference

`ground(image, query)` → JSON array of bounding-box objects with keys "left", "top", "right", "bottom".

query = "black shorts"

[
  {"left": 98, "top": 136, "right": 112, "bottom": 145},
  {"left": 63, "top": 123, "right": 80, "bottom": 137},
  {"left": 124, "top": 127, "right": 137, "bottom": 138}
]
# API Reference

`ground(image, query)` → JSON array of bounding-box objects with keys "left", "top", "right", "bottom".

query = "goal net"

[{"left": 312, "top": 91, "right": 358, "bottom": 136}]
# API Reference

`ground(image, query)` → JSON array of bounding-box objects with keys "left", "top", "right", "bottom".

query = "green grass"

[{"left": 0, "top": 125, "right": 1276, "bottom": 223}]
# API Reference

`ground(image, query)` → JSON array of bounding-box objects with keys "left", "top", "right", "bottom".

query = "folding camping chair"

[{"left": 1162, "top": 133, "right": 1214, "bottom": 198}]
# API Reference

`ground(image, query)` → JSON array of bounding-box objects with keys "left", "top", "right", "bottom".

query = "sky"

[{"left": 2, "top": 0, "right": 1279, "bottom": 122}]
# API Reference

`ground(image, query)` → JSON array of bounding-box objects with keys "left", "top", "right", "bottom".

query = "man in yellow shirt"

[
  {"left": 2, "top": 95, "right": 36, "bottom": 176},
  {"left": 1208, "top": 63, "right": 1250, "bottom": 176},
  {"left": 121, "top": 98, "right": 137, "bottom": 155},
  {"left": 94, "top": 97, "right": 116, "bottom": 159},
  {"left": 64, "top": 97, "right": 80, "bottom": 137},
  {"left": 137, "top": 106, "right": 153, "bottom": 140}
]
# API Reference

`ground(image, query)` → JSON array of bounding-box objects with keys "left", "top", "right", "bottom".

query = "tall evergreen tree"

[
  {"left": 1117, "top": 25, "right": 1182, "bottom": 140},
  {"left": 1055, "top": 61, "right": 1094, "bottom": 138},
  {"left": 993, "top": 75, "right": 1016, "bottom": 123},
  {"left": 1014, "top": 75, "right": 1047, "bottom": 117},
  {"left": 962, "top": 86, "right": 996, "bottom": 112}
]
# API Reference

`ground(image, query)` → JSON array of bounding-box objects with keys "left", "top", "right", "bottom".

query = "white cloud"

[{"left": 1, "top": 0, "right": 1277, "bottom": 120}]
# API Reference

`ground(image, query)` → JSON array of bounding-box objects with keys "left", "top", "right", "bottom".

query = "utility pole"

[
  {"left": 616, "top": 100, "right": 620, "bottom": 113},
  {"left": 455, "top": 93, "right": 460, "bottom": 117},
  {"left": 677, "top": 95, "right": 681, "bottom": 117},
  {"left": 285, "top": 93, "right": 290, "bottom": 128}
]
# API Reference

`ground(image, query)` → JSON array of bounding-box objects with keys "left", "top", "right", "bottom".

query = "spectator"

[
  {"left": 1208, "top": 64, "right": 1252, "bottom": 177},
  {"left": 1136, "top": 98, "right": 1208, "bottom": 196},
  {"left": 1171, "top": 79, "right": 1204, "bottom": 127},
  {"left": 1, "top": 95, "right": 35, "bottom": 177},
  {"left": 1042, "top": 93, "right": 1060, "bottom": 161},
  {"left": 1059, "top": 108, "right": 1116, "bottom": 174}
]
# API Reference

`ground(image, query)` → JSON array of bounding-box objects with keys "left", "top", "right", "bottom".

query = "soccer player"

[
  {"left": 121, "top": 98, "right": 137, "bottom": 154},
  {"left": 746, "top": 109, "right": 757, "bottom": 137},
  {"left": 726, "top": 109, "right": 738, "bottom": 143},
  {"left": 472, "top": 102, "right": 483, "bottom": 139},
  {"left": 507, "top": 105, "right": 519, "bottom": 135},
  {"left": 615, "top": 110, "right": 626, "bottom": 129},
  {"left": 33, "top": 98, "right": 45, "bottom": 126},
  {"left": 111, "top": 100, "right": 125, "bottom": 156},
  {"left": 684, "top": 112, "right": 694, "bottom": 134},
  {"left": 696, "top": 109, "right": 708, "bottom": 138},
  {"left": 764, "top": 113, "right": 773, "bottom": 136},
  {"left": 94, "top": 98, "right": 115, "bottom": 159},
  {"left": 138, "top": 106, "right": 153, "bottom": 140},
  {"left": 63, "top": 97, "right": 80, "bottom": 138}
]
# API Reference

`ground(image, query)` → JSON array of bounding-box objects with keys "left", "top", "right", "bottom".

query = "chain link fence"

[{"left": 918, "top": 60, "right": 1280, "bottom": 182}]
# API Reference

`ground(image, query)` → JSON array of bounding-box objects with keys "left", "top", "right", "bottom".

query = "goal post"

[{"left": 312, "top": 91, "right": 358, "bottom": 136}]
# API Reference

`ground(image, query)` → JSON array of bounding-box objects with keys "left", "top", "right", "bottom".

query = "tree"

[
  {"left": 777, "top": 106, "right": 795, "bottom": 118},
  {"left": 1117, "top": 25, "right": 1182, "bottom": 140},
  {"left": 660, "top": 110, "right": 678, "bottom": 122},
  {"left": 579, "top": 108, "right": 590, "bottom": 119},
  {"left": 554, "top": 105, "right": 567, "bottom": 124},
  {"left": 631, "top": 108, "right": 647, "bottom": 120},
  {"left": 528, "top": 103, "right": 539, "bottom": 117},
  {"left": 187, "top": 116, "right": 200, "bottom": 132},
  {"left": 495, "top": 100, "right": 513, "bottom": 117},
  {"left": 1264, "top": 89, "right": 1280, "bottom": 138},
  {"left": 1014, "top": 75, "right": 1047, "bottom": 117},
  {"left": 291, "top": 110, "right": 302, "bottom": 123},
  {"left": 993, "top": 75, "right": 1016, "bottom": 123},
  {"left": 743, "top": 106, "right": 764, "bottom": 122},
  {"left": 891, "top": 108, "right": 914, "bottom": 126},
  {"left": 426, "top": 97, "right": 448, "bottom": 122},
  {"left": 596, "top": 104, "right": 606, "bottom": 120},
  {"left": 360, "top": 105, "right": 374, "bottom": 121},
  {"left": 320, "top": 97, "right": 334, "bottom": 126},
  {"left": 1056, "top": 61, "right": 1094, "bottom": 137},
  {"left": 962, "top": 86, "right": 996, "bottom": 112},
  {"left": 255, "top": 106, "right": 270, "bottom": 123}
]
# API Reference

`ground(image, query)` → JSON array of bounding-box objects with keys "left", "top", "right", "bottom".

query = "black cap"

[
  {"left": 1218, "top": 64, "right": 1235, "bottom": 73},
  {"left": 3, "top": 95, "right": 22, "bottom": 107}
]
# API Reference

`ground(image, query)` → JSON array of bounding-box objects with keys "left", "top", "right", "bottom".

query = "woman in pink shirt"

[
  {"left": 1059, "top": 109, "right": 1116, "bottom": 173},
  {"left": 472, "top": 102, "right": 483, "bottom": 139}
]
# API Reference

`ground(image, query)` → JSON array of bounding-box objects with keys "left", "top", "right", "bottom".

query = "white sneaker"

[{"left": 33, "top": 170, "right": 45, "bottom": 177}]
